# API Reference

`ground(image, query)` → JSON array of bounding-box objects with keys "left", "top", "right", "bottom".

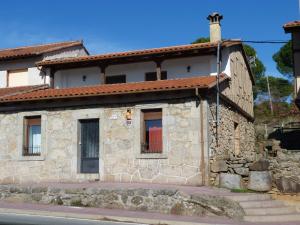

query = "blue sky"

[{"left": 0, "top": 0, "right": 298, "bottom": 77}]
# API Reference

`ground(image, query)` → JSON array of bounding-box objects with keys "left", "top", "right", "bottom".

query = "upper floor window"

[
  {"left": 141, "top": 109, "right": 162, "bottom": 154},
  {"left": 106, "top": 75, "right": 126, "bottom": 84},
  {"left": 7, "top": 69, "right": 28, "bottom": 87},
  {"left": 23, "top": 116, "right": 41, "bottom": 156},
  {"left": 145, "top": 71, "right": 167, "bottom": 81}
]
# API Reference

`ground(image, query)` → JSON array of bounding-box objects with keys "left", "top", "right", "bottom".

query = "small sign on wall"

[{"left": 109, "top": 114, "right": 118, "bottom": 120}]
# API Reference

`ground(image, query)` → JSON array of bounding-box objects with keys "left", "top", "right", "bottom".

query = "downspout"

[
  {"left": 195, "top": 88, "right": 206, "bottom": 185},
  {"left": 216, "top": 41, "right": 222, "bottom": 146}
]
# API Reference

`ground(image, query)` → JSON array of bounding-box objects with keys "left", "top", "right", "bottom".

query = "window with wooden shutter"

[
  {"left": 23, "top": 116, "right": 41, "bottom": 156},
  {"left": 8, "top": 69, "right": 28, "bottom": 87},
  {"left": 141, "top": 109, "right": 162, "bottom": 153}
]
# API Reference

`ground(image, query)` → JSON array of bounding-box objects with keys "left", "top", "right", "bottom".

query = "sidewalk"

[{"left": 0, "top": 201, "right": 298, "bottom": 225}]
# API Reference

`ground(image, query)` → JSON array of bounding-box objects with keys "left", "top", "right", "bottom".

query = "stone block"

[
  {"left": 275, "top": 176, "right": 300, "bottom": 193},
  {"left": 248, "top": 171, "right": 272, "bottom": 192},
  {"left": 249, "top": 159, "right": 270, "bottom": 171},
  {"left": 219, "top": 173, "right": 241, "bottom": 189},
  {"left": 234, "top": 167, "right": 249, "bottom": 176},
  {"left": 211, "top": 160, "right": 228, "bottom": 173}
]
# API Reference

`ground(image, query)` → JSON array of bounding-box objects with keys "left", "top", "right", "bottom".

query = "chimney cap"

[{"left": 207, "top": 12, "right": 223, "bottom": 22}]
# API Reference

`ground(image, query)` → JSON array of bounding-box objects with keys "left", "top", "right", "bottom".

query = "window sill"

[
  {"left": 136, "top": 153, "right": 168, "bottom": 159},
  {"left": 18, "top": 155, "right": 45, "bottom": 161}
]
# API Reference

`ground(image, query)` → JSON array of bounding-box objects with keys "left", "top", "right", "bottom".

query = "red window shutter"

[{"left": 149, "top": 127, "right": 162, "bottom": 153}]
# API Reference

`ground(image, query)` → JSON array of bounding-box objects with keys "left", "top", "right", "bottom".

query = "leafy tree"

[
  {"left": 191, "top": 37, "right": 210, "bottom": 44},
  {"left": 273, "top": 40, "right": 293, "bottom": 78},
  {"left": 256, "top": 76, "right": 293, "bottom": 102},
  {"left": 243, "top": 45, "right": 266, "bottom": 80}
]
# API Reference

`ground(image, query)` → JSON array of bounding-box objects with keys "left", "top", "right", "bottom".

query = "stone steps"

[
  {"left": 224, "top": 194, "right": 271, "bottom": 201},
  {"left": 244, "top": 206, "right": 296, "bottom": 215},
  {"left": 225, "top": 193, "right": 300, "bottom": 222},
  {"left": 239, "top": 200, "right": 285, "bottom": 208}
]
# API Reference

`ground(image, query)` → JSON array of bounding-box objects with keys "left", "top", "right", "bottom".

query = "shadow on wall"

[{"left": 269, "top": 128, "right": 300, "bottom": 151}]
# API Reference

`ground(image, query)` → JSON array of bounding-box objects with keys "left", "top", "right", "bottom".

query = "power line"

[
  {"left": 242, "top": 40, "right": 289, "bottom": 44},
  {"left": 222, "top": 39, "right": 289, "bottom": 44}
]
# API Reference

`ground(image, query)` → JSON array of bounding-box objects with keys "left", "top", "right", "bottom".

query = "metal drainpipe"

[{"left": 216, "top": 41, "right": 222, "bottom": 146}]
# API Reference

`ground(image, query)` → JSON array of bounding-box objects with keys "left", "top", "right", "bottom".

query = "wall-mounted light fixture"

[
  {"left": 82, "top": 75, "right": 87, "bottom": 82},
  {"left": 126, "top": 109, "right": 132, "bottom": 120},
  {"left": 187, "top": 66, "right": 191, "bottom": 73}
]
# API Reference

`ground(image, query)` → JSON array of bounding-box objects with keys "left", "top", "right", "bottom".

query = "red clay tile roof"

[
  {"left": 36, "top": 40, "right": 242, "bottom": 67},
  {"left": 0, "top": 85, "right": 49, "bottom": 98},
  {"left": 0, "top": 41, "right": 84, "bottom": 60},
  {"left": 284, "top": 21, "right": 300, "bottom": 32},
  {"left": 0, "top": 75, "right": 227, "bottom": 103}
]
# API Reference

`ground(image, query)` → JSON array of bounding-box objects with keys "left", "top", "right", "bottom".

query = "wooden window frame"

[
  {"left": 23, "top": 116, "right": 41, "bottom": 156},
  {"left": 145, "top": 71, "right": 167, "bottom": 81},
  {"left": 105, "top": 74, "right": 126, "bottom": 84},
  {"left": 141, "top": 109, "right": 163, "bottom": 154}
]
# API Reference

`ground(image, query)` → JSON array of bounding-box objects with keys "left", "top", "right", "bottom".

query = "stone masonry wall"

[
  {"left": 268, "top": 140, "right": 300, "bottom": 193},
  {"left": 0, "top": 184, "right": 245, "bottom": 219},
  {"left": 0, "top": 99, "right": 204, "bottom": 185},
  {"left": 207, "top": 97, "right": 256, "bottom": 187}
]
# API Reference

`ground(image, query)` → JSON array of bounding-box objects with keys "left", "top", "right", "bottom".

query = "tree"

[
  {"left": 273, "top": 40, "right": 293, "bottom": 78},
  {"left": 256, "top": 76, "right": 293, "bottom": 102}
]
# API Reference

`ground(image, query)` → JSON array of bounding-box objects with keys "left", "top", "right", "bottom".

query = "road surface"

[{"left": 0, "top": 212, "right": 146, "bottom": 225}]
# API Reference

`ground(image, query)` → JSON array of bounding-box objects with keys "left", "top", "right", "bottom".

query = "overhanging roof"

[
  {"left": 36, "top": 41, "right": 242, "bottom": 69},
  {"left": 0, "top": 75, "right": 228, "bottom": 103},
  {"left": 0, "top": 41, "right": 85, "bottom": 61}
]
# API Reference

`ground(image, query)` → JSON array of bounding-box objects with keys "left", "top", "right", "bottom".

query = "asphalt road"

[{"left": 0, "top": 213, "right": 147, "bottom": 225}]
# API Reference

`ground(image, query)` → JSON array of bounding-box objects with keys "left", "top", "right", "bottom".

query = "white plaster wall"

[
  {"left": 54, "top": 67, "right": 101, "bottom": 88},
  {"left": 0, "top": 71, "right": 6, "bottom": 88},
  {"left": 162, "top": 56, "right": 212, "bottom": 78},
  {"left": 53, "top": 54, "right": 232, "bottom": 88},
  {"left": 106, "top": 61, "right": 156, "bottom": 82}
]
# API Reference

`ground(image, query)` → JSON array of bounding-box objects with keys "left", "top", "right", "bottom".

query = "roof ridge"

[
  {"left": 0, "top": 40, "right": 82, "bottom": 52},
  {"left": 37, "top": 40, "right": 242, "bottom": 66}
]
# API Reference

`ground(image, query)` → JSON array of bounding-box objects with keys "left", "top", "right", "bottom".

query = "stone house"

[{"left": 0, "top": 13, "right": 255, "bottom": 186}]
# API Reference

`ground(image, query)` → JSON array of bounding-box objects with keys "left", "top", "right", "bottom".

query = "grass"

[{"left": 231, "top": 188, "right": 256, "bottom": 193}]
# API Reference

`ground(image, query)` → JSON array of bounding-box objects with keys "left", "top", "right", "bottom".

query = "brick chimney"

[{"left": 207, "top": 12, "right": 223, "bottom": 42}]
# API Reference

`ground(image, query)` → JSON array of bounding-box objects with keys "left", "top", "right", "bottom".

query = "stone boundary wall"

[
  {"left": 207, "top": 97, "right": 256, "bottom": 187},
  {"left": 269, "top": 140, "right": 300, "bottom": 193},
  {"left": 0, "top": 184, "right": 244, "bottom": 219}
]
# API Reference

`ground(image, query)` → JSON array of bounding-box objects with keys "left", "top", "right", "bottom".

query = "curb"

[{"left": 0, "top": 207, "right": 232, "bottom": 225}]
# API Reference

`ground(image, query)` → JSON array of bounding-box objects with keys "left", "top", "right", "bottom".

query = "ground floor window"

[
  {"left": 141, "top": 109, "right": 162, "bottom": 153},
  {"left": 23, "top": 116, "right": 41, "bottom": 156}
]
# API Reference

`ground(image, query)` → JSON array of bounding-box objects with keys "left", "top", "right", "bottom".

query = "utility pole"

[{"left": 266, "top": 74, "right": 274, "bottom": 115}]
